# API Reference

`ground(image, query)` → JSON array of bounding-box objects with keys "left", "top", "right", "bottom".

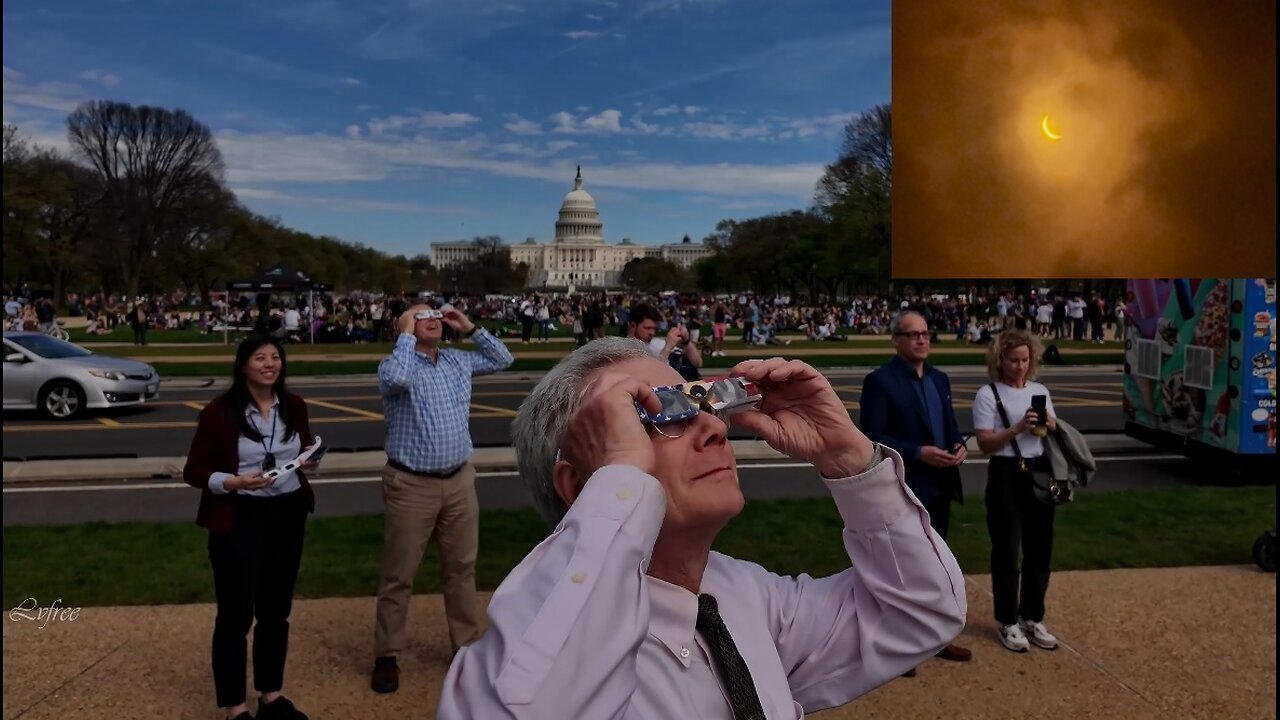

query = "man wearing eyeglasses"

[
  {"left": 437, "top": 337, "right": 966, "bottom": 718},
  {"left": 860, "top": 310, "right": 972, "bottom": 671},
  {"left": 370, "top": 303, "right": 514, "bottom": 694}
]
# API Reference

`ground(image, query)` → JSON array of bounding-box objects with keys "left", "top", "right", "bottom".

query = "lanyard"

[{"left": 251, "top": 405, "right": 278, "bottom": 455}]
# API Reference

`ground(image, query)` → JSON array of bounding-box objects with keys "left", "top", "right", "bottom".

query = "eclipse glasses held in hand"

[
  {"left": 264, "top": 437, "right": 323, "bottom": 480},
  {"left": 635, "top": 375, "right": 762, "bottom": 426},
  {"left": 414, "top": 310, "right": 445, "bottom": 320}
]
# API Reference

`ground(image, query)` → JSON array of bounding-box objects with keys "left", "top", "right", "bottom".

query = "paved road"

[
  {"left": 2, "top": 368, "right": 1127, "bottom": 460},
  {"left": 4, "top": 453, "right": 1205, "bottom": 527}
]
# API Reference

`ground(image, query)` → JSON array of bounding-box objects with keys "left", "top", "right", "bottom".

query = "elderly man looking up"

[{"left": 438, "top": 337, "right": 967, "bottom": 719}]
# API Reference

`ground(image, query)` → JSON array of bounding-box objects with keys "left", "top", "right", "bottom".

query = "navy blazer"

[{"left": 859, "top": 356, "right": 964, "bottom": 505}]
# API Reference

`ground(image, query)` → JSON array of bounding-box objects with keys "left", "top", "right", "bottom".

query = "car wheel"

[{"left": 40, "top": 380, "right": 86, "bottom": 421}]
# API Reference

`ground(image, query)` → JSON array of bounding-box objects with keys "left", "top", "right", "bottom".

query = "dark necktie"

[{"left": 697, "top": 593, "right": 767, "bottom": 720}]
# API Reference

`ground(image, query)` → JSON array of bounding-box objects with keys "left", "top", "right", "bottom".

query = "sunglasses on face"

[{"left": 415, "top": 310, "right": 445, "bottom": 320}]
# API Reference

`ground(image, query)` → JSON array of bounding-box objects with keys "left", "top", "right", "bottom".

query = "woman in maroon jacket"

[{"left": 184, "top": 334, "right": 317, "bottom": 720}]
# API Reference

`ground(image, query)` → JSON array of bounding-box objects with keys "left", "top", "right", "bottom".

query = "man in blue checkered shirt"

[{"left": 370, "top": 302, "right": 513, "bottom": 694}]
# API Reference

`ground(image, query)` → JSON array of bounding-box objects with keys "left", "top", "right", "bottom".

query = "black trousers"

[
  {"left": 921, "top": 494, "right": 953, "bottom": 540},
  {"left": 209, "top": 490, "right": 308, "bottom": 708},
  {"left": 520, "top": 317, "right": 534, "bottom": 341},
  {"left": 742, "top": 321, "right": 754, "bottom": 343},
  {"left": 132, "top": 325, "right": 147, "bottom": 345},
  {"left": 985, "top": 457, "right": 1056, "bottom": 626}
]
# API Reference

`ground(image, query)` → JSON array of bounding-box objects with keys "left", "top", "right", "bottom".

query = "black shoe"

[
  {"left": 371, "top": 655, "right": 400, "bottom": 694},
  {"left": 257, "top": 696, "right": 308, "bottom": 720}
]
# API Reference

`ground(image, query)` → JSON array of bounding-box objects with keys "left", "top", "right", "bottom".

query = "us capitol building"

[{"left": 429, "top": 167, "right": 710, "bottom": 289}]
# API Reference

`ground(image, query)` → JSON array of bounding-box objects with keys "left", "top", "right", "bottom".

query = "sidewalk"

[
  {"left": 0, "top": 436, "right": 1152, "bottom": 484},
  {"left": 3, "top": 565, "right": 1272, "bottom": 719}
]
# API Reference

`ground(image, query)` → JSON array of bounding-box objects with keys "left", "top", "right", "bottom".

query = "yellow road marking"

[
  {"left": 183, "top": 401, "right": 206, "bottom": 410},
  {"left": 95, "top": 416, "right": 122, "bottom": 427},
  {"left": 306, "top": 398, "right": 383, "bottom": 419},
  {"left": 470, "top": 403, "right": 518, "bottom": 417}
]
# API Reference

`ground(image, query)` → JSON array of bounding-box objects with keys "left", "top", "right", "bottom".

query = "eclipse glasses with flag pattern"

[{"left": 635, "top": 375, "right": 762, "bottom": 426}]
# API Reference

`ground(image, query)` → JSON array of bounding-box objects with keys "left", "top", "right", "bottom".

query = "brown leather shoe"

[
  {"left": 936, "top": 643, "right": 973, "bottom": 662},
  {"left": 371, "top": 656, "right": 399, "bottom": 694},
  {"left": 901, "top": 667, "right": 918, "bottom": 677}
]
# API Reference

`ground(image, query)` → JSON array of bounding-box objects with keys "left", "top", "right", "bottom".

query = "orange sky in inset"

[{"left": 893, "top": 0, "right": 1276, "bottom": 278}]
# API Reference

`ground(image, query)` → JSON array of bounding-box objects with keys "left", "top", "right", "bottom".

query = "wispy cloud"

[
  {"left": 3, "top": 66, "right": 24, "bottom": 81},
  {"left": 419, "top": 111, "right": 480, "bottom": 129},
  {"left": 585, "top": 13, "right": 605, "bottom": 21},
  {"left": 563, "top": 30, "right": 602, "bottom": 40},
  {"left": 504, "top": 114, "right": 542, "bottom": 136},
  {"left": 551, "top": 109, "right": 623, "bottom": 134},
  {"left": 80, "top": 69, "right": 121, "bottom": 87},
  {"left": 200, "top": 43, "right": 366, "bottom": 88},
  {"left": 230, "top": 187, "right": 446, "bottom": 214},
  {"left": 2, "top": 76, "right": 89, "bottom": 117},
  {"left": 213, "top": 127, "right": 823, "bottom": 199},
  {"left": 365, "top": 110, "right": 479, "bottom": 135}
]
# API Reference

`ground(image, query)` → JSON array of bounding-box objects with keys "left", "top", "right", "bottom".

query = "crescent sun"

[{"left": 1041, "top": 114, "right": 1062, "bottom": 141}]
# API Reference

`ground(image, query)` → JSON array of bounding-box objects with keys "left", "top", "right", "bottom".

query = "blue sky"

[{"left": 2, "top": 0, "right": 889, "bottom": 258}]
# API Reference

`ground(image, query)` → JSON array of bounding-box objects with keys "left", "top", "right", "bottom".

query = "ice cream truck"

[
  {"left": 1121, "top": 279, "right": 1276, "bottom": 571},
  {"left": 1121, "top": 278, "right": 1276, "bottom": 474}
]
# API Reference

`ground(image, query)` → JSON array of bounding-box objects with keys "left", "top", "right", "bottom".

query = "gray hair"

[
  {"left": 889, "top": 310, "right": 926, "bottom": 335},
  {"left": 512, "top": 336, "right": 654, "bottom": 528}
]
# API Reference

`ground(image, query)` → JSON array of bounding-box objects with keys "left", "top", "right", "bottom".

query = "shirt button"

[
  {"left": 616, "top": 487, "right": 632, "bottom": 501},
  {"left": 680, "top": 647, "right": 690, "bottom": 659},
  {"left": 571, "top": 572, "right": 586, "bottom": 583}
]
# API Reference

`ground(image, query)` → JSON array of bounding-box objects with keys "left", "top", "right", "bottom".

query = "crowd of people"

[
  {"left": 3, "top": 285, "right": 1128, "bottom": 354},
  {"left": 175, "top": 295, "right": 1092, "bottom": 719}
]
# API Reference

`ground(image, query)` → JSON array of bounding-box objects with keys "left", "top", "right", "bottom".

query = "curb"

[{"left": 2, "top": 436, "right": 1157, "bottom": 484}]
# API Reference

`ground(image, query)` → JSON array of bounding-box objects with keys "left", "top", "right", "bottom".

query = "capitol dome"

[{"left": 555, "top": 166, "right": 603, "bottom": 244}]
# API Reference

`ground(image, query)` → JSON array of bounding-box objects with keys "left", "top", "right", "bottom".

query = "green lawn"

[{"left": 4, "top": 485, "right": 1272, "bottom": 609}]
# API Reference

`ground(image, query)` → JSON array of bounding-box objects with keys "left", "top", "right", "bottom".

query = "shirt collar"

[
  {"left": 245, "top": 395, "right": 281, "bottom": 416},
  {"left": 892, "top": 354, "right": 932, "bottom": 379},
  {"left": 646, "top": 575, "right": 699, "bottom": 668}
]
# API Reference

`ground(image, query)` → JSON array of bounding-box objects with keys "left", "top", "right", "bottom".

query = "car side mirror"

[{"left": 5, "top": 353, "right": 28, "bottom": 363}]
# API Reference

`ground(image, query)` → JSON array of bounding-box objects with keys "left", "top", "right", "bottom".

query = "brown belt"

[{"left": 387, "top": 459, "right": 464, "bottom": 479}]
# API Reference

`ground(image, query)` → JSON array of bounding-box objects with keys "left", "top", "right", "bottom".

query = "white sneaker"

[
  {"left": 998, "top": 623, "right": 1029, "bottom": 652},
  {"left": 1019, "top": 620, "right": 1059, "bottom": 650}
]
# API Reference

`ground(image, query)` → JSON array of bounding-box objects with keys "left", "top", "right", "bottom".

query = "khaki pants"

[{"left": 373, "top": 462, "right": 480, "bottom": 658}]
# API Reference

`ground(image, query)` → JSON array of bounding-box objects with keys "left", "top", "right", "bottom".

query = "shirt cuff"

[
  {"left": 822, "top": 446, "right": 918, "bottom": 531},
  {"left": 208, "top": 471, "right": 234, "bottom": 494},
  {"left": 572, "top": 465, "right": 667, "bottom": 546}
]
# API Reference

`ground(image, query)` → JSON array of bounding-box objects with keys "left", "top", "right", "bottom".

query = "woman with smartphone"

[
  {"left": 183, "top": 333, "right": 319, "bottom": 720},
  {"left": 971, "top": 329, "right": 1060, "bottom": 655}
]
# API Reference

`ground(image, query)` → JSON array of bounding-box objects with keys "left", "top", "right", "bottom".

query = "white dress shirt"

[{"left": 438, "top": 448, "right": 967, "bottom": 719}]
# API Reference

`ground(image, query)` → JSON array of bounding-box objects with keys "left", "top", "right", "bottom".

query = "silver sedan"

[{"left": 2, "top": 332, "right": 161, "bottom": 420}]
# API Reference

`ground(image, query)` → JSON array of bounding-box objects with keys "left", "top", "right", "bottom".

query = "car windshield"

[{"left": 7, "top": 335, "right": 94, "bottom": 359}]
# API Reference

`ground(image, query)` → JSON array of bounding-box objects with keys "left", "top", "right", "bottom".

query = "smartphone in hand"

[{"left": 1031, "top": 394, "right": 1048, "bottom": 422}]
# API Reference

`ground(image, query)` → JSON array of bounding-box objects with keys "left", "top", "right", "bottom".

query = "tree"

[
  {"left": 621, "top": 257, "right": 690, "bottom": 293},
  {"left": 814, "top": 104, "right": 892, "bottom": 294},
  {"left": 692, "top": 253, "right": 730, "bottom": 293},
  {"left": 814, "top": 104, "right": 891, "bottom": 213},
  {"left": 454, "top": 236, "right": 523, "bottom": 294},
  {"left": 67, "top": 100, "right": 226, "bottom": 299},
  {"left": 27, "top": 151, "right": 104, "bottom": 308}
]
